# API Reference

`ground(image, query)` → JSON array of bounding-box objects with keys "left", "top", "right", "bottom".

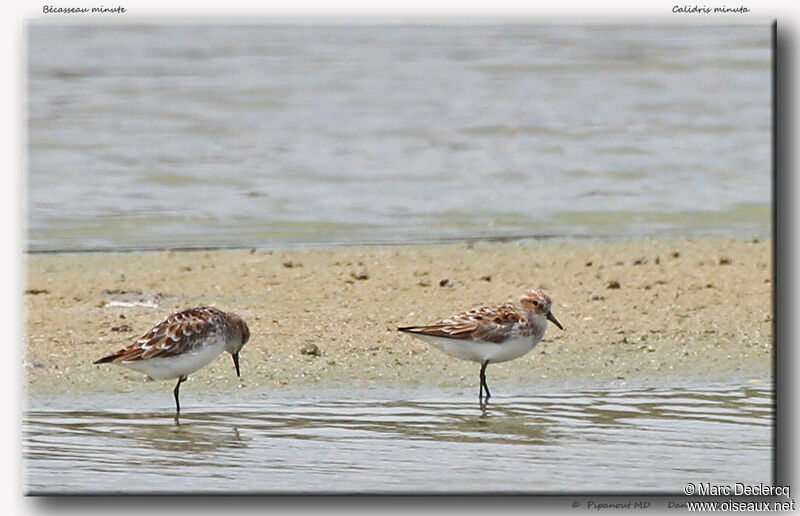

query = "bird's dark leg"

[
  {"left": 173, "top": 375, "right": 187, "bottom": 420},
  {"left": 479, "top": 360, "right": 491, "bottom": 400}
]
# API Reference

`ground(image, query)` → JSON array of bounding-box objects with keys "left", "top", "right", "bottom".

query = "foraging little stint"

[
  {"left": 398, "top": 289, "right": 564, "bottom": 400},
  {"left": 93, "top": 307, "right": 250, "bottom": 418}
]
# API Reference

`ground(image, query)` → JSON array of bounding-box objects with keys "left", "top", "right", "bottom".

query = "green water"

[{"left": 28, "top": 24, "right": 771, "bottom": 252}]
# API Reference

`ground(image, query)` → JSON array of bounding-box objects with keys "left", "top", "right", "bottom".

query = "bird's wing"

[
  {"left": 399, "top": 302, "right": 527, "bottom": 344},
  {"left": 94, "top": 307, "right": 222, "bottom": 363}
]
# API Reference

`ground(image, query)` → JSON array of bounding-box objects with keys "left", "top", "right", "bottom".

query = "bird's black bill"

[
  {"left": 232, "top": 352, "right": 241, "bottom": 377},
  {"left": 547, "top": 311, "right": 564, "bottom": 330}
]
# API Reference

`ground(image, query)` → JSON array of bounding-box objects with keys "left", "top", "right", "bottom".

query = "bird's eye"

[{"left": 532, "top": 300, "right": 539, "bottom": 306}]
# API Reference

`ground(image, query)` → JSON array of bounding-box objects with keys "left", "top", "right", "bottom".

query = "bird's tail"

[
  {"left": 397, "top": 326, "right": 422, "bottom": 333},
  {"left": 93, "top": 353, "right": 120, "bottom": 365}
]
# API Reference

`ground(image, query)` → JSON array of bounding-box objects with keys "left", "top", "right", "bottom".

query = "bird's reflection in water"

[
  {"left": 111, "top": 411, "right": 250, "bottom": 454},
  {"left": 337, "top": 397, "right": 559, "bottom": 446},
  {"left": 479, "top": 398, "right": 489, "bottom": 416}
]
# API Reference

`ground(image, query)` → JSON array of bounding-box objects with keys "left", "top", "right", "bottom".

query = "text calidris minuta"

[
  {"left": 93, "top": 306, "right": 250, "bottom": 419},
  {"left": 399, "top": 289, "right": 564, "bottom": 400}
]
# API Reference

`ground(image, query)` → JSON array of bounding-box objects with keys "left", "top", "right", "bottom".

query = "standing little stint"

[
  {"left": 93, "top": 307, "right": 250, "bottom": 419},
  {"left": 398, "top": 289, "right": 564, "bottom": 400}
]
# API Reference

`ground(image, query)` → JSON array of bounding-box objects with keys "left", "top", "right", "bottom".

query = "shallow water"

[
  {"left": 27, "top": 24, "right": 771, "bottom": 251},
  {"left": 23, "top": 381, "right": 773, "bottom": 494}
]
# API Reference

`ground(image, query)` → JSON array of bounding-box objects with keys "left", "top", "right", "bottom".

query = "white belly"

[
  {"left": 117, "top": 337, "right": 227, "bottom": 380},
  {"left": 411, "top": 334, "right": 539, "bottom": 364}
]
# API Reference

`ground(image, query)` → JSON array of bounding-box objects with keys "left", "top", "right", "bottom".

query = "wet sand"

[{"left": 23, "top": 238, "right": 772, "bottom": 398}]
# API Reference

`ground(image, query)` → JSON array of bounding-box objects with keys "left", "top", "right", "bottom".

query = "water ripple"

[
  {"left": 27, "top": 24, "right": 771, "bottom": 251},
  {"left": 23, "top": 382, "right": 773, "bottom": 493}
]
